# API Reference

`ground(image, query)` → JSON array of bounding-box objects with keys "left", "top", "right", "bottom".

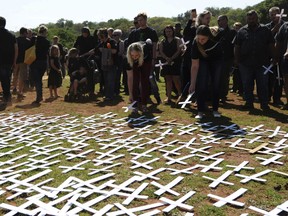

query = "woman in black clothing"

[
  {"left": 30, "top": 25, "right": 50, "bottom": 104},
  {"left": 189, "top": 25, "right": 223, "bottom": 119}
]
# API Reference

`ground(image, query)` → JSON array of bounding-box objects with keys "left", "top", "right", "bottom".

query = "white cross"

[
  {"left": 165, "top": 154, "right": 195, "bottom": 165},
  {"left": 226, "top": 161, "right": 255, "bottom": 172},
  {"left": 59, "top": 160, "right": 90, "bottom": 173},
  {"left": 130, "top": 158, "right": 159, "bottom": 170},
  {"left": 122, "top": 101, "right": 137, "bottom": 112},
  {"left": 155, "top": 60, "right": 168, "bottom": 70},
  {"left": 199, "top": 158, "right": 224, "bottom": 173},
  {"left": 208, "top": 188, "right": 247, "bottom": 207},
  {"left": 167, "top": 165, "right": 200, "bottom": 175},
  {"left": 263, "top": 64, "right": 274, "bottom": 75},
  {"left": 133, "top": 167, "right": 166, "bottom": 181},
  {"left": 122, "top": 182, "right": 149, "bottom": 205},
  {"left": 179, "top": 38, "right": 190, "bottom": 50},
  {"left": 276, "top": 64, "right": 282, "bottom": 86},
  {"left": 197, "top": 152, "right": 225, "bottom": 161},
  {"left": 160, "top": 190, "right": 195, "bottom": 212},
  {"left": 177, "top": 126, "right": 198, "bottom": 135},
  {"left": 256, "top": 154, "right": 283, "bottom": 166},
  {"left": 276, "top": 9, "right": 287, "bottom": 23},
  {"left": 203, "top": 170, "right": 234, "bottom": 188},
  {"left": 131, "top": 146, "right": 160, "bottom": 160},
  {"left": 89, "top": 162, "right": 122, "bottom": 175},
  {"left": 236, "top": 169, "right": 272, "bottom": 183},
  {"left": 107, "top": 202, "right": 165, "bottom": 216},
  {"left": 93, "top": 154, "right": 124, "bottom": 166},
  {"left": 178, "top": 92, "right": 194, "bottom": 108},
  {"left": 151, "top": 176, "right": 184, "bottom": 196},
  {"left": 268, "top": 126, "right": 281, "bottom": 138},
  {"left": 66, "top": 149, "right": 94, "bottom": 160}
]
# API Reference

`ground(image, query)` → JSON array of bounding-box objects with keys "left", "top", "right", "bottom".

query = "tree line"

[{"left": 21, "top": 0, "right": 288, "bottom": 49}]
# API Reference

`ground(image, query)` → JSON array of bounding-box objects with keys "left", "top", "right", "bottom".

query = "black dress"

[
  {"left": 161, "top": 38, "right": 182, "bottom": 76},
  {"left": 48, "top": 57, "right": 62, "bottom": 88}
]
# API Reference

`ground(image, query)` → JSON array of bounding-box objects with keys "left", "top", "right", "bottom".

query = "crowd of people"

[{"left": 0, "top": 6, "right": 287, "bottom": 118}]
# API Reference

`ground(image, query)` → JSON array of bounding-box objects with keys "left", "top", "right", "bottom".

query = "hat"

[{"left": 81, "top": 26, "right": 90, "bottom": 34}]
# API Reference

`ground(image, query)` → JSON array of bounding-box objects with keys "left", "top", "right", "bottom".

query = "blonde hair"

[
  {"left": 50, "top": 45, "right": 60, "bottom": 57},
  {"left": 127, "top": 42, "right": 144, "bottom": 67}
]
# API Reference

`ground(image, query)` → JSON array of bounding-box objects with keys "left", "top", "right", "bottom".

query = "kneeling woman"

[
  {"left": 125, "top": 42, "right": 151, "bottom": 113},
  {"left": 189, "top": 25, "right": 223, "bottom": 119}
]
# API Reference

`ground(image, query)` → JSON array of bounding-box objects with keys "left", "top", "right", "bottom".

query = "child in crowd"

[
  {"left": 66, "top": 48, "right": 80, "bottom": 80},
  {"left": 69, "top": 63, "right": 88, "bottom": 97},
  {"left": 48, "top": 45, "right": 62, "bottom": 99}
]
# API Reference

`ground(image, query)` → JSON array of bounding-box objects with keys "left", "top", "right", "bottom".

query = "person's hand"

[
  {"left": 188, "top": 83, "right": 195, "bottom": 94},
  {"left": 284, "top": 52, "right": 288, "bottom": 60}
]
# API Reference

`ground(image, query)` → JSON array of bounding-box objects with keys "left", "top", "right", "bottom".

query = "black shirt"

[
  {"left": 275, "top": 22, "right": 288, "bottom": 57},
  {"left": 191, "top": 39, "right": 223, "bottom": 61},
  {"left": 16, "top": 36, "right": 31, "bottom": 63},
  {"left": 32, "top": 36, "right": 50, "bottom": 61},
  {"left": 73, "top": 35, "right": 96, "bottom": 55},
  {"left": 216, "top": 27, "right": 236, "bottom": 59},
  {"left": 234, "top": 24, "right": 274, "bottom": 67},
  {"left": 0, "top": 28, "right": 16, "bottom": 65}
]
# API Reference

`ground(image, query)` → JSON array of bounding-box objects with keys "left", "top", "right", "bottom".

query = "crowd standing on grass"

[{"left": 0, "top": 6, "right": 288, "bottom": 118}]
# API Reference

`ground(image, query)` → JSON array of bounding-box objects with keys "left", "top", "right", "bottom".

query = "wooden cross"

[
  {"left": 179, "top": 38, "right": 190, "bottom": 50},
  {"left": 130, "top": 158, "right": 159, "bottom": 170}
]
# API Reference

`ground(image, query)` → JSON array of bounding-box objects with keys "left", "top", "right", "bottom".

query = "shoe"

[
  {"left": 260, "top": 104, "right": 270, "bottom": 111},
  {"left": 243, "top": 102, "right": 254, "bottom": 110},
  {"left": 213, "top": 111, "right": 221, "bottom": 117},
  {"left": 195, "top": 112, "right": 204, "bottom": 119},
  {"left": 281, "top": 104, "right": 288, "bottom": 110},
  {"left": 273, "top": 100, "right": 284, "bottom": 106},
  {"left": 132, "top": 107, "right": 138, "bottom": 114},
  {"left": 17, "top": 94, "right": 25, "bottom": 100},
  {"left": 156, "top": 97, "right": 162, "bottom": 105},
  {"left": 163, "top": 98, "right": 172, "bottom": 104},
  {"left": 176, "top": 95, "right": 182, "bottom": 104}
]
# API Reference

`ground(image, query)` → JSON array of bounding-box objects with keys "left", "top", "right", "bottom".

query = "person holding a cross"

[{"left": 275, "top": 20, "right": 288, "bottom": 110}]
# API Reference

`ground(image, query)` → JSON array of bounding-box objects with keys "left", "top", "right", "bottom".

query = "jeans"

[
  {"left": 196, "top": 59, "right": 222, "bottom": 112},
  {"left": 103, "top": 65, "right": 116, "bottom": 99},
  {"left": 30, "top": 60, "right": 47, "bottom": 101},
  {"left": 239, "top": 64, "right": 269, "bottom": 106},
  {"left": 0, "top": 65, "right": 12, "bottom": 101}
]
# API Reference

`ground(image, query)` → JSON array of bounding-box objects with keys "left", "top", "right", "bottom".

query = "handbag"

[{"left": 24, "top": 43, "right": 36, "bottom": 65}]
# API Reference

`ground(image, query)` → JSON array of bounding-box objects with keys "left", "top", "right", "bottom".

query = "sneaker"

[
  {"left": 195, "top": 112, "right": 204, "bottom": 119},
  {"left": 281, "top": 103, "right": 288, "bottom": 110},
  {"left": 213, "top": 111, "right": 221, "bottom": 117}
]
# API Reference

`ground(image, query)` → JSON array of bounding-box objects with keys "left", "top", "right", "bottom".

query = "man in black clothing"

[
  {"left": 266, "top": 7, "right": 285, "bottom": 106},
  {"left": 234, "top": 10, "right": 275, "bottom": 110},
  {"left": 217, "top": 15, "right": 237, "bottom": 103},
  {"left": 0, "top": 17, "right": 18, "bottom": 104}
]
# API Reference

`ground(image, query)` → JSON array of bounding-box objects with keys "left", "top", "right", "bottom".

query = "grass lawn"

[{"left": 0, "top": 76, "right": 287, "bottom": 215}]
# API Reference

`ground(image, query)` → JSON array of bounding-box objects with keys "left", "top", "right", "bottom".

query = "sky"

[{"left": 3, "top": 0, "right": 264, "bottom": 31}]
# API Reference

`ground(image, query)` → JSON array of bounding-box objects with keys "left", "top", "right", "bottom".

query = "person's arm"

[
  {"left": 169, "top": 38, "right": 182, "bottom": 62},
  {"left": 50, "top": 58, "right": 61, "bottom": 73},
  {"left": 159, "top": 41, "right": 168, "bottom": 61},
  {"left": 234, "top": 45, "right": 240, "bottom": 67},
  {"left": 189, "top": 59, "right": 199, "bottom": 93}
]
